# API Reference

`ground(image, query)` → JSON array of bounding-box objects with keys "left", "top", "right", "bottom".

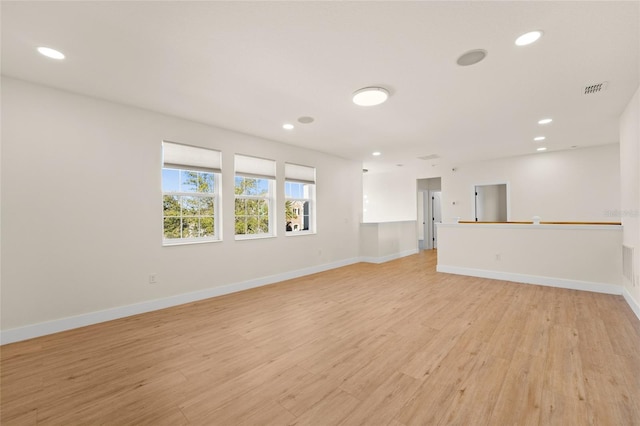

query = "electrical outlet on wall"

[
  {"left": 495, "top": 253, "right": 501, "bottom": 261},
  {"left": 149, "top": 274, "right": 157, "bottom": 284}
]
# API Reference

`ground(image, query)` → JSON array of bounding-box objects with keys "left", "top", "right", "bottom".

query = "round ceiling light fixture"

[
  {"left": 282, "top": 123, "right": 294, "bottom": 130},
  {"left": 534, "top": 136, "right": 546, "bottom": 141},
  {"left": 538, "top": 118, "right": 553, "bottom": 125},
  {"left": 515, "top": 30, "right": 543, "bottom": 46},
  {"left": 372, "top": 151, "right": 382, "bottom": 156},
  {"left": 537, "top": 147, "right": 547, "bottom": 152},
  {"left": 456, "top": 49, "right": 487, "bottom": 66},
  {"left": 37, "top": 46, "right": 65, "bottom": 60},
  {"left": 353, "top": 87, "right": 389, "bottom": 106}
]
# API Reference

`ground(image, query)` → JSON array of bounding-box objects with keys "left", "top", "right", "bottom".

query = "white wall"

[
  {"left": 619, "top": 86, "right": 640, "bottom": 314},
  {"left": 442, "top": 145, "right": 620, "bottom": 223},
  {"left": 0, "top": 77, "right": 362, "bottom": 333},
  {"left": 365, "top": 145, "right": 620, "bottom": 225},
  {"left": 360, "top": 221, "right": 418, "bottom": 262},
  {"left": 362, "top": 168, "right": 416, "bottom": 223},
  {"left": 438, "top": 223, "right": 623, "bottom": 292}
]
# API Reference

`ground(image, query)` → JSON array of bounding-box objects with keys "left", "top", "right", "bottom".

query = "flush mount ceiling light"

[
  {"left": 282, "top": 123, "right": 294, "bottom": 130},
  {"left": 353, "top": 87, "right": 389, "bottom": 106},
  {"left": 37, "top": 46, "right": 65, "bottom": 60},
  {"left": 456, "top": 49, "right": 487, "bottom": 66},
  {"left": 537, "top": 147, "right": 547, "bottom": 152},
  {"left": 372, "top": 151, "right": 381, "bottom": 156},
  {"left": 515, "top": 30, "right": 543, "bottom": 46},
  {"left": 534, "top": 136, "right": 546, "bottom": 141},
  {"left": 538, "top": 118, "right": 553, "bottom": 125}
]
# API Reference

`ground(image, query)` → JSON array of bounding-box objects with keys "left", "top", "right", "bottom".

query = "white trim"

[
  {"left": 622, "top": 287, "right": 640, "bottom": 321},
  {"left": 5, "top": 251, "right": 633, "bottom": 345},
  {"left": 0, "top": 257, "right": 360, "bottom": 345},
  {"left": 437, "top": 223, "right": 623, "bottom": 231},
  {"left": 360, "top": 248, "right": 419, "bottom": 264},
  {"left": 436, "top": 264, "right": 622, "bottom": 295}
]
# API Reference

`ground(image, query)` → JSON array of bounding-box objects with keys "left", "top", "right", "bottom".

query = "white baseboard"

[
  {"left": 360, "top": 248, "right": 419, "bottom": 264},
  {"left": 622, "top": 287, "right": 640, "bottom": 321},
  {"left": 16, "top": 251, "right": 631, "bottom": 345},
  {"left": 0, "top": 257, "right": 361, "bottom": 345},
  {"left": 436, "top": 265, "right": 622, "bottom": 295}
]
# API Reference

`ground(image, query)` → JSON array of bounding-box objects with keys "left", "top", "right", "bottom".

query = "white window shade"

[
  {"left": 235, "top": 154, "right": 276, "bottom": 179},
  {"left": 163, "top": 141, "right": 221, "bottom": 173},
  {"left": 285, "top": 163, "right": 316, "bottom": 184}
]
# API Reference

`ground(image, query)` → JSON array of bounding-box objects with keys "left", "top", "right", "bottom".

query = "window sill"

[
  {"left": 286, "top": 231, "right": 316, "bottom": 237},
  {"left": 163, "top": 238, "right": 222, "bottom": 247},
  {"left": 235, "top": 233, "right": 277, "bottom": 241}
]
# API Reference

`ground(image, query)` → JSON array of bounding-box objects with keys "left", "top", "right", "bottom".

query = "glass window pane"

[
  {"left": 180, "top": 170, "right": 199, "bottom": 193},
  {"left": 235, "top": 216, "right": 246, "bottom": 235},
  {"left": 246, "top": 199, "right": 259, "bottom": 215},
  {"left": 235, "top": 198, "right": 246, "bottom": 215},
  {"left": 181, "top": 196, "right": 199, "bottom": 216},
  {"left": 246, "top": 216, "right": 258, "bottom": 234},
  {"left": 234, "top": 176, "right": 245, "bottom": 195},
  {"left": 258, "top": 217, "right": 269, "bottom": 233},
  {"left": 198, "top": 172, "right": 215, "bottom": 194},
  {"left": 162, "top": 168, "right": 180, "bottom": 192},
  {"left": 258, "top": 200, "right": 269, "bottom": 215},
  {"left": 255, "top": 179, "right": 269, "bottom": 196},
  {"left": 201, "top": 196, "right": 214, "bottom": 216},
  {"left": 200, "top": 217, "right": 214, "bottom": 237},
  {"left": 163, "top": 195, "right": 180, "bottom": 216},
  {"left": 163, "top": 217, "right": 181, "bottom": 239},
  {"left": 182, "top": 217, "right": 199, "bottom": 238}
]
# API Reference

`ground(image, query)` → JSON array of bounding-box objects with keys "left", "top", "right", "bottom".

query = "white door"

[
  {"left": 417, "top": 191, "right": 426, "bottom": 250},
  {"left": 431, "top": 191, "right": 442, "bottom": 248}
]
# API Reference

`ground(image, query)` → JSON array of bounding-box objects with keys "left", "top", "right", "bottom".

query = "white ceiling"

[{"left": 2, "top": 1, "right": 638, "bottom": 172}]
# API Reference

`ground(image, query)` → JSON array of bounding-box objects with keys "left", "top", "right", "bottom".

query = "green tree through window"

[
  {"left": 234, "top": 176, "right": 271, "bottom": 235},
  {"left": 162, "top": 169, "right": 217, "bottom": 242}
]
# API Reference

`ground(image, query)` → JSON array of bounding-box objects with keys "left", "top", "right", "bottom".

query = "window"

[
  {"left": 234, "top": 154, "right": 276, "bottom": 239},
  {"left": 162, "top": 141, "right": 221, "bottom": 245},
  {"left": 285, "top": 163, "right": 316, "bottom": 234}
]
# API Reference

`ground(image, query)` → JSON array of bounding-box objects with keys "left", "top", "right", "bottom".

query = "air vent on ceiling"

[
  {"left": 583, "top": 81, "right": 608, "bottom": 95},
  {"left": 418, "top": 154, "right": 440, "bottom": 161}
]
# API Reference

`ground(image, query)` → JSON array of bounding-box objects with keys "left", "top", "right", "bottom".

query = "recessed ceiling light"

[
  {"left": 297, "top": 116, "right": 314, "bottom": 124},
  {"left": 538, "top": 118, "right": 553, "bottom": 125},
  {"left": 456, "top": 49, "right": 487, "bottom": 66},
  {"left": 537, "top": 147, "right": 547, "bottom": 152},
  {"left": 353, "top": 87, "right": 389, "bottom": 107},
  {"left": 372, "top": 151, "right": 381, "bottom": 156},
  {"left": 283, "top": 123, "right": 294, "bottom": 130},
  {"left": 37, "top": 46, "right": 65, "bottom": 60},
  {"left": 534, "top": 136, "right": 546, "bottom": 141},
  {"left": 515, "top": 31, "right": 543, "bottom": 46}
]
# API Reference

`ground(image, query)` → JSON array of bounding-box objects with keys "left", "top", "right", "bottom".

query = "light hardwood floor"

[{"left": 1, "top": 251, "right": 639, "bottom": 425}]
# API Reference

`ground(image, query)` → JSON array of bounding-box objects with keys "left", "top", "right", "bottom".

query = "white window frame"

[
  {"left": 285, "top": 163, "right": 316, "bottom": 236},
  {"left": 162, "top": 141, "right": 222, "bottom": 246},
  {"left": 234, "top": 155, "right": 276, "bottom": 240}
]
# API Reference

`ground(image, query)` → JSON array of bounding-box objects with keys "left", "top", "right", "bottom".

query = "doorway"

[
  {"left": 474, "top": 183, "right": 507, "bottom": 222},
  {"left": 417, "top": 178, "right": 442, "bottom": 250}
]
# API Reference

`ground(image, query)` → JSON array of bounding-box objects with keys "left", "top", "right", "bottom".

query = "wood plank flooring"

[{"left": 1, "top": 251, "right": 639, "bottom": 425}]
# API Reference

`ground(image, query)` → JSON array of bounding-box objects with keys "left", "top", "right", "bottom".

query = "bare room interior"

[{"left": 1, "top": 1, "right": 639, "bottom": 424}]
